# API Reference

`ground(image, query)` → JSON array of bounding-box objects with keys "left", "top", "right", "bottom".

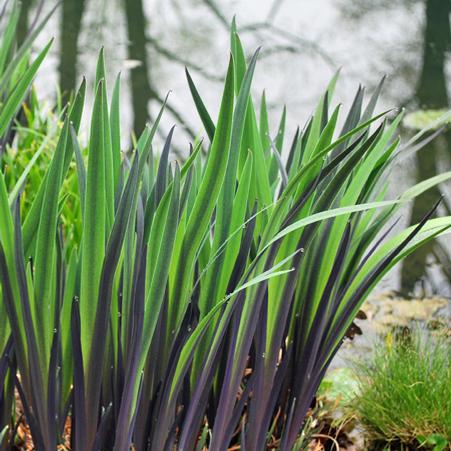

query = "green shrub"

[
  {"left": 0, "top": 1, "right": 53, "bottom": 442},
  {"left": 3, "top": 88, "right": 85, "bottom": 249},
  {"left": 1, "top": 3, "right": 451, "bottom": 449},
  {"left": 351, "top": 330, "right": 451, "bottom": 449}
]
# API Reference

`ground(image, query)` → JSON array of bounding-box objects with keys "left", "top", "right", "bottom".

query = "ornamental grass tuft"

[{"left": 351, "top": 330, "right": 451, "bottom": 450}]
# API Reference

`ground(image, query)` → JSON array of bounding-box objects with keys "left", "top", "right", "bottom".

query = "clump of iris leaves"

[{"left": 0, "top": 2, "right": 450, "bottom": 450}]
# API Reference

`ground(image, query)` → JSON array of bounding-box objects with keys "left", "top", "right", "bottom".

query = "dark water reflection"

[
  {"left": 401, "top": 0, "right": 451, "bottom": 293},
  {"left": 23, "top": 0, "right": 451, "bottom": 296}
]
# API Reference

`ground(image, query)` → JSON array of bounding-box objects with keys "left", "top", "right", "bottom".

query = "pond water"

[{"left": 24, "top": 0, "right": 451, "bottom": 296}]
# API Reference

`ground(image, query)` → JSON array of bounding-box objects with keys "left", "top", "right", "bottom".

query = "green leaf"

[
  {"left": 0, "top": 39, "right": 52, "bottom": 137},
  {"left": 110, "top": 73, "right": 122, "bottom": 193},
  {"left": 0, "top": 0, "right": 20, "bottom": 75},
  {"left": 169, "top": 54, "right": 235, "bottom": 326},
  {"left": 80, "top": 80, "right": 107, "bottom": 361},
  {"left": 33, "top": 119, "right": 71, "bottom": 365}
]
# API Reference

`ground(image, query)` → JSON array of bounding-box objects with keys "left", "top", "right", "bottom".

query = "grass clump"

[{"left": 351, "top": 330, "right": 451, "bottom": 449}]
